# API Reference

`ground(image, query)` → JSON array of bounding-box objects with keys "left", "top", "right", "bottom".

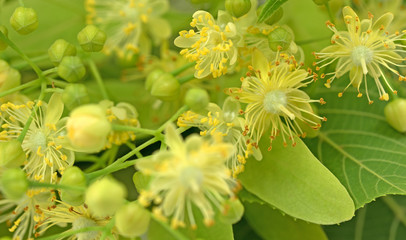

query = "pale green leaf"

[
  {"left": 238, "top": 135, "right": 355, "bottom": 224},
  {"left": 244, "top": 201, "right": 328, "bottom": 240},
  {"left": 258, "top": 0, "right": 288, "bottom": 23},
  {"left": 306, "top": 87, "right": 406, "bottom": 209}
]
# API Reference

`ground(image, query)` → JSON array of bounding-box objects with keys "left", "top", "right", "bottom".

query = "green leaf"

[
  {"left": 258, "top": 0, "right": 288, "bottom": 23},
  {"left": 238, "top": 136, "right": 355, "bottom": 224},
  {"left": 305, "top": 87, "right": 406, "bottom": 209},
  {"left": 324, "top": 196, "right": 406, "bottom": 240},
  {"left": 244, "top": 201, "right": 328, "bottom": 240}
]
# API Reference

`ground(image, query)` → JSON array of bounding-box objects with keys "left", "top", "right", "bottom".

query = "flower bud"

[
  {"left": 225, "top": 0, "right": 251, "bottom": 18},
  {"left": 0, "top": 140, "right": 26, "bottom": 168},
  {"left": 384, "top": 98, "right": 406, "bottom": 133},
  {"left": 85, "top": 177, "right": 127, "bottom": 218},
  {"left": 145, "top": 69, "right": 164, "bottom": 91},
  {"left": 57, "top": 56, "right": 86, "bottom": 83},
  {"left": 220, "top": 198, "right": 244, "bottom": 224},
  {"left": 67, "top": 104, "right": 111, "bottom": 153},
  {"left": 0, "top": 168, "right": 28, "bottom": 200},
  {"left": 62, "top": 84, "right": 90, "bottom": 110},
  {"left": 222, "top": 97, "right": 241, "bottom": 123},
  {"left": 115, "top": 201, "right": 150, "bottom": 238},
  {"left": 268, "top": 27, "right": 293, "bottom": 51},
  {"left": 313, "top": 0, "right": 330, "bottom": 6},
  {"left": 77, "top": 25, "right": 107, "bottom": 52},
  {"left": 150, "top": 73, "right": 180, "bottom": 101},
  {"left": 48, "top": 39, "right": 77, "bottom": 66},
  {"left": 72, "top": 216, "right": 100, "bottom": 240},
  {"left": 184, "top": 88, "right": 209, "bottom": 112},
  {"left": 0, "top": 26, "right": 8, "bottom": 51},
  {"left": 0, "top": 60, "right": 21, "bottom": 92},
  {"left": 60, "top": 166, "right": 86, "bottom": 206},
  {"left": 10, "top": 7, "right": 38, "bottom": 35}
]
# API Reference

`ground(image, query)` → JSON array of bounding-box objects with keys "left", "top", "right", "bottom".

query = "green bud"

[
  {"left": 220, "top": 198, "right": 244, "bottom": 224},
  {"left": 384, "top": 98, "right": 406, "bottom": 133},
  {"left": 225, "top": 0, "right": 251, "bottom": 18},
  {"left": 267, "top": 27, "right": 293, "bottom": 51},
  {"left": 0, "top": 168, "right": 28, "bottom": 200},
  {"left": 57, "top": 56, "right": 86, "bottom": 83},
  {"left": 145, "top": 69, "right": 164, "bottom": 91},
  {"left": 10, "top": 7, "right": 38, "bottom": 35},
  {"left": 0, "top": 26, "right": 8, "bottom": 51},
  {"left": 115, "top": 201, "right": 151, "bottom": 238},
  {"left": 264, "top": 7, "right": 284, "bottom": 25},
  {"left": 222, "top": 97, "right": 241, "bottom": 123},
  {"left": 48, "top": 39, "right": 77, "bottom": 66},
  {"left": 67, "top": 104, "right": 111, "bottom": 153},
  {"left": 313, "top": 0, "right": 330, "bottom": 6},
  {"left": 77, "top": 25, "right": 107, "bottom": 52},
  {"left": 184, "top": 88, "right": 209, "bottom": 112},
  {"left": 150, "top": 73, "right": 180, "bottom": 101},
  {"left": 85, "top": 177, "right": 127, "bottom": 218},
  {"left": 0, "top": 60, "right": 21, "bottom": 92},
  {"left": 0, "top": 140, "right": 26, "bottom": 168},
  {"left": 72, "top": 216, "right": 100, "bottom": 240},
  {"left": 60, "top": 166, "right": 86, "bottom": 206},
  {"left": 62, "top": 84, "right": 90, "bottom": 110}
]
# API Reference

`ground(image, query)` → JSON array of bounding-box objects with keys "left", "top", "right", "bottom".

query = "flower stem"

[
  {"left": 111, "top": 124, "right": 157, "bottom": 136},
  {"left": 11, "top": 54, "right": 49, "bottom": 70},
  {"left": 88, "top": 59, "right": 110, "bottom": 100},
  {"left": 325, "top": 3, "right": 335, "bottom": 24},
  {"left": 171, "top": 62, "right": 194, "bottom": 76},
  {"left": 157, "top": 105, "right": 189, "bottom": 132},
  {"left": 0, "top": 79, "right": 41, "bottom": 98},
  {"left": 28, "top": 180, "right": 86, "bottom": 192},
  {"left": 382, "top": 196, "right": 406, "bottom": 226},
  {"left": 178, "top": 74, "right": 195, "bottom": 84}
]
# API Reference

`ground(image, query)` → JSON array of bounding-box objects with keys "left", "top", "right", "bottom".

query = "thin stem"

[
  {"left": 157, "top": 105, "right": 189, "bottom": 132},
  {"left": 0, "top": 79, "right": 41, "bottom": 98},
  {"left": 28, "top": 180, "right": 86, "bottom": 192},
  {"left": 43, "top": 67, "right": 58, "bottom": 76},
  {"left": 88, "top": 59, "right": 110, "bottom": 100},
  {"left": 382, "top": 196, "right": 406, "bottom": 227},
  {"left": 171, "top": 62, "right": 194, "bottom": 76},
  {"left": 86, "top": 137, "right": 158, "bottom": 180},
  {"left": 36, "top": 226, "right": 105, "bottom": 240},
  {"left": 11, "top": 54, "right": 49, "bottom": 70},
  {"left": 112, "top": 124, "right": 157, "bottom": 136},
  {"left": 178, "top": 74, "right": 195, "bottom": 84},
  {"left": 46, "top": 78, "right": 68, "bottom": 88},
  {"left": 44, "top": 88, "right": 64, "bottom": 93},
  {"left": 325, "top": 2, "right": 335, "bottom": 24}
]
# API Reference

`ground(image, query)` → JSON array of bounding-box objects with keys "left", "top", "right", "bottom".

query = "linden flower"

[
  {"left": 85, "top": 0, "right": 171, "bottom": 59},
  {"left": 0, "top": 93, "right": 74, "bottom": 183},
  {"left": 100, "top": 101, "right": 140, "bottom": 149},
  {"left": 137, "top": 124, "right": 235, "bottom": 228},
  {"left": 174, "top": 10, "right": 241, "bottom": 78},
  {"left": 178, "top": 98, "right": 262, "bottom": 178},
  {"left": 38, "top": 200, "right": 110, "bottom": 240},
  {"left": 0, "top": 189, "right": 54, "bottom": 240},
  {"left": 315, "top": 6, "right": 405, "bottom": 103},
  {"left": 226, "top": 50, "right": 326, "bottom": 149}
]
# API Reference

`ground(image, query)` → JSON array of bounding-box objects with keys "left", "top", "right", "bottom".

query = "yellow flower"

[
  {"left": 227, "top": 50, "right": 326, "bottom": 149},
  {"left": 175, "top": 10, "right": 241, "bottom": 78},
  {"left": 315, "top": 6, "right": 404, "bottom": 103},
  {"left": 137, "top": 124, "right": 235, "bottom": 229},
  {"left": 177, "top": 98, "right": 262, "bottom": 178},
  {"left": 85, "top": 0, "right": 171, "bottom": 59},
  {"left": 0, "top": 93, "right": 74, "bottom": 183}
]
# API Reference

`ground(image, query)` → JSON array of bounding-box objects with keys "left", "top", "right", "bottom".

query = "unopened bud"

[
  {"left": 77, "top": 25, "right": 107, "bottom": 52},
  {"left": 85, "top": 177, "right": 127, "bottom": 218},
  {"left": 222, "top": 97, "right": 241, "bottom": 123},
  {"left": 60, "top": 166, "right": 86, "bottom": 206},
  {"left": 225, "top": 0, "right": 251, "bottom": 18},
  {"left": 0, "top": 140, "right": 26, "bottom": 168},
  {"left": 10, "top": 7, "right": 38, "bottom": 35},
  {"left": 67, "top": 104, "right": 111, "bottom": 153},
  {"left": 62, "top": 84, "right": 90, "bottom": 110},
  {"left": 115, "top": 202, "right": 150, "bottom": 238},
  {"left": 0, "top": 60, "right": 21, "bottom": 92},
  {"left": 268, "top": 27, "right": 293, "bottom": 51},
  {"left": 0, "top": 168, "right": 28, "bottom": 200},
  {"left": 384, "top": 98, "right": 406, "bottom": 133},
  {"left": 150, "top": 73, "right": 180, "bottom": 101},
  {"left": 220, "top": 198, "right": 244, "bottom": 224},
  {"left": 57, "top": 56, "right": 86, "bottom": 83},
  {"left": 145, "top": 69, "right": 164, "bottom": 91},
  {"left": 184, "top": 88, "right": 209, "bottom": 112},
  {"left": 0, "top": 26, "right": 8, "bottom": 51},
  {"left": 48, "top": 39, "right": 77, "bottom": 66}
]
